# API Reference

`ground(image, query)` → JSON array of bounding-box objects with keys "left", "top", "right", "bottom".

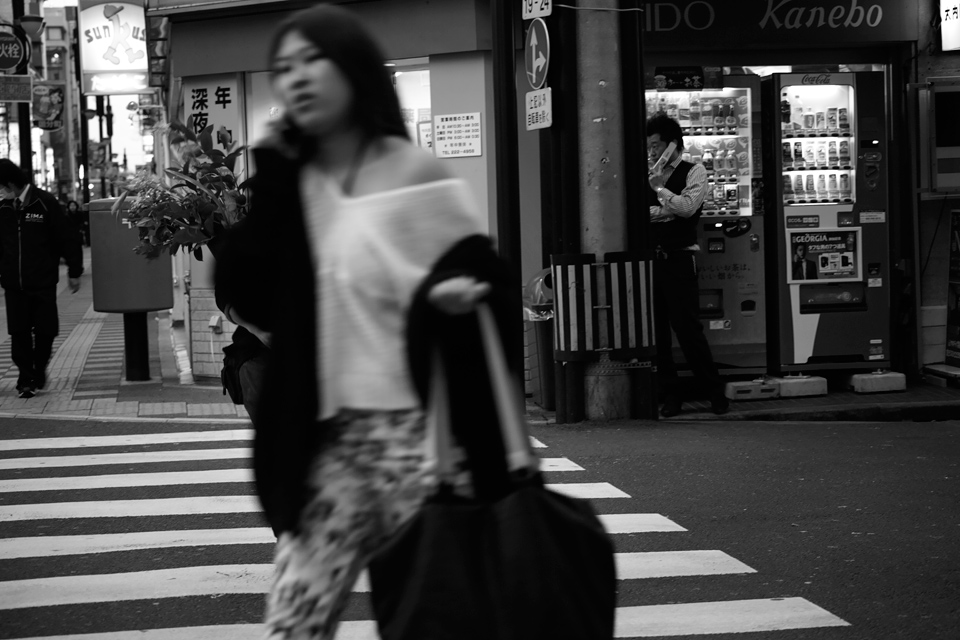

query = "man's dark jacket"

[
  {"left": 0, "top": 186, "right": 83, "bottom": 291},
  {"left": 215, "top": 144, "right": 518, "bottom": 533}
]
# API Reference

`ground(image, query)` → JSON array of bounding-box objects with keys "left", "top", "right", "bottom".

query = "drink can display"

[
  {"left": 794, "top": 142, "right": 804, "bottom": 163},
  {"left": 803, "top": 108, "right": 815, "bottom": 130},
  {"left": 817, "top": 174, "right": 826, "bottom": 193},
  {"left": 783, "top": 175, "right": 794, "bottom": 193},
  {"left": 782, "top": 142, "right": 792, "bottom": 164},
  {"left": 816, "top": 111, "right": 826, "bottom": 130},
  {"left": 805, "top": 175, "right": 815, "bottom": 193},
  {"left": 828, "top": 141, "right": 839, "bottom": 164},
  {"left": 726, "top": 186, "right": 738, "bottom": 202},
  {"left": 838, "top": 107, "right": 849, "bottom": 130},
  {"left": 804, "top": 143, "right": 815, "bottom": 165},
  {"left": 828, "top": 174, "right": 838, "bottom": 191},
  {"left": 726, "top": 151, "right": 738, "bottom": 174},
  {"left": 725, "top": 101, "right": 738, "bottom": 128},
  {"left": 816, "top": 144, "right": 826, "bottom": 165},
  {"left": 840, "top": 173, "right": 851, "bottom": 195},
  {"left": 795, "top": 175, "right": 805, "bottom": 193},
  {"left": 839, "top": 140, "right": 851, "bottom": 164},
  {"left": 701, "top": 101, "right": 714, "bottom": 126},
  {"left": 827, "top": 107, "right": 838, "bottom": 129}
]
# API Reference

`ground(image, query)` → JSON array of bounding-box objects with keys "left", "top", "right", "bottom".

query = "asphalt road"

[
  {"left": 531, "top": 419, "right": 960, "bottom": 639},
  {"left": 0, "top": 415, "right": 957, "bottom": 639}
]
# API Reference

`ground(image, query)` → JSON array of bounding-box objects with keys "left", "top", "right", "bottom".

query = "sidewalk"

[
  {"left": 1, "top": 249, "right": 958, "bottom": 422},
  {"left": 0, "top": 249, "right": 243, "bottom": 421}
]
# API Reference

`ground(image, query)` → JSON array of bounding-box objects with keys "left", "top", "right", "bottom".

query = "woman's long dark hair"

[{"left": 268, "top": 4, "right": 409, "bottom": 148}]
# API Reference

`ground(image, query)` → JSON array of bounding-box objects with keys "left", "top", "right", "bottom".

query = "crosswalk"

[{"left": 0, "top": 420, "right": 850, "bottom": 638}]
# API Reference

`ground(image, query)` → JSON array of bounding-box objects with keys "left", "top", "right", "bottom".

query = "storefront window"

[{"left": 390, "top": 57, "right": 432, "bottom": 150}]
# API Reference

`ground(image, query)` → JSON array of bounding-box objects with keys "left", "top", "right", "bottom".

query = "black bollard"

[{"left": 123, "top": 311, "right": 150, "bottom": 381}]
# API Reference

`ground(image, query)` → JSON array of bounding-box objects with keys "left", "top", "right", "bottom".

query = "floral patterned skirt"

[{"left": 263, "top": 408, "right": 430, "bottom": 640}]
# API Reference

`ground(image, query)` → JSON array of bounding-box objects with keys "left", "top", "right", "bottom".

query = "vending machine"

[
  {"left": 646, "top": 76, "right": 767, "bottom": 372},
  {"left": 766, "top": 72, "right": 890, "bottom": 372}
]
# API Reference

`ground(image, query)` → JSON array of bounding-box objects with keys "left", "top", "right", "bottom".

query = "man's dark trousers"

[
  {"left": 653, "top": 251, "right": 723, "bottom": 401},
  {"left": 5, "top": 286, "right": 58, "bottom": 388}
]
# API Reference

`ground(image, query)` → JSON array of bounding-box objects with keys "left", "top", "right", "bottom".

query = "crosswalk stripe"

[
  {"left": 0, "top": 513, "right": 685, "bottom": 559},
  {"left": 0, "top": 433, "right": 545, "bottom": 453},
  {"left": 0, "top": 528, "right": 277, "bottom": 560},
  {"left": 0, "top": 624, "right": 375, "bottom": 640},
  {"left": 0, "top": 431, "right": 255, "bottom": 452},
  {"left": 599, "top": 513, "right": 687, "bottom": 533},
  {"left": 613, "top": 597, "right": 851, "bottom": 636},
  {"left": 3, "top": 597, "right": 851, "bottom": 640},
  {"left": 0, "top": 470, "right": 613, "bottom": 495},
  {"left": 0, "top": 551, "right": 754, "bottom": 609},
  {"left": 0, "top": 451, "right": 580, "bottom": 472},
  {"left": 0, "top": 495, "right": 262, "bottom": 522}
]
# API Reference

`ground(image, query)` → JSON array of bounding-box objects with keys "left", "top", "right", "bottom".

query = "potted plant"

[{"left": 114, "top": 117, "right": 247, "bottom": 259}]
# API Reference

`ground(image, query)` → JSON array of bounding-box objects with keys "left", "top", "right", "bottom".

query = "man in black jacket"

[
  {"left": 646, "top": 114, "right": 727, "bottom": 417},
  {"left": 0, "top": 160, "right": 83, "bottom": 398}
]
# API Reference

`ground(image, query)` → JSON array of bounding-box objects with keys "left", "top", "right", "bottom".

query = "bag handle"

[
  {"left": 476, "top": 303, "right": 536, "bottom": 473},
  {"left": 425, "top": 303, "right": 537, "bottom": 485}
]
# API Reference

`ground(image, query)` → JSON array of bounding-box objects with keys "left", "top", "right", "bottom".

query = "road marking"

[
  {"left": 614, "top": 597, "right": 850, "bottom": 636},
  {"left": 599, "top": 513, "right": 687, "bottom": 533},
  {"left": 0, "top": 528, "right": 276, "bottom": 559},
  {"left": 0, "top": 495, "right": 262, "bottom": 522},
  {"left": 0, "top": 551, "right": 754, "bottom": 608},
  {"left": 0, "top": 513, "right": 683, "bottom": 558},
  {"left": 0, "top": 430, "right": 255, "bottom": 452},
  {"left": 0, "top": 601, "right": 851, "bottom": 640},
  {"left": 0, "top": 432, "right": 544, "bottom": 452},
  {"left": 0, "top": 450, "right": 577, "bottom": 472},
  {"left": 0, "top": 470, "right": 613, "bottom": 494}
]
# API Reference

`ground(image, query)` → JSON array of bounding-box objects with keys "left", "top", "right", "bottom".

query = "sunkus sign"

[{"left": 78, "top": 0, "right": 149, "bottom": 95}]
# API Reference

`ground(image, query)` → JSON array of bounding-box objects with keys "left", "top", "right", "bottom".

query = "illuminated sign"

[
  {"left": 78, "top": 0, "right": 149, "bottom": 95},
  {"left": 0, "top": 30, "right": 28, "bottom": 72},
  {"left": 943, "top": 0, "right": 960, "bottom": 51}
]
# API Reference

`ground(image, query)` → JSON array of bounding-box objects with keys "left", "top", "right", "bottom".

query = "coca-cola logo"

[{"left": 802, "top": 74, "right": 832, "bottom": 85}]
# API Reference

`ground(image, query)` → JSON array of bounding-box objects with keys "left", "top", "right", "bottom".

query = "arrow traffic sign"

[{"left": 524, "top": 18, "right": 549, "bottom": 91}]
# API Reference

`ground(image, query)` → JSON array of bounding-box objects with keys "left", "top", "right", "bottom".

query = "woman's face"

[{"left": 271, "top": 30, "right": 354, "bottom": 137}]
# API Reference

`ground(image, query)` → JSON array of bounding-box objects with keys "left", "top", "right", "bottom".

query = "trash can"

[
  {"left": 523, "top": 268, "right": 556, "bottom": 411},
  {"left": 89, "top": 198, "right": 174, "bottom": 381}
]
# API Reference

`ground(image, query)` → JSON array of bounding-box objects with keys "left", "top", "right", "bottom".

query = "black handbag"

[
  {"left": 220, "top": 342, "right": 247, "bottom": 404},
  {"left": 368, "top": 304, "right": 617, "bottom": 640}
]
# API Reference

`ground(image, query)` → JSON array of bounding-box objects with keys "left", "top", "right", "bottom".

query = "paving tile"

[
  {"left": 187, "top": 403, "right": 240, "bottom": 417},
  {"left": 139, "top": 402, "right": 188, "bottom": 416}
]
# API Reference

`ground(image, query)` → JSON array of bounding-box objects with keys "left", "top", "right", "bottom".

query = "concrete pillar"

[{"left": 577, "top": 0, "right": 631, "bottom": 420}]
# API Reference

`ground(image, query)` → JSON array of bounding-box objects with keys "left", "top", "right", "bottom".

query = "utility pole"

[
  {"left": 577, "top": 0, "right": 632, "bottom": 420},
  {"left": 12, "top": 0, "right": 32, "bottom": 176}
]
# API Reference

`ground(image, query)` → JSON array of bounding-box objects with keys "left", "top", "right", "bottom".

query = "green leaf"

[
  {"left": 198, "top": 125, "right": 214, "bottom": 154},
  {"left": 194, "top": 247, "right": 204, "bottom": 261}
]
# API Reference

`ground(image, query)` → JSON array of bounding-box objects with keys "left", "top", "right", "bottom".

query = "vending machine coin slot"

[
  {"left": 798, "top": 283, "right": 867, "bottom": 314},
  {"left": 699, "top": 289, "right": 724, "bottom": 318},
  {"left": 707, "top": 238, "right": 725, "bottom": 253},
  {"left": 837, "top": 211, "right": 855, "bottom": 226}
]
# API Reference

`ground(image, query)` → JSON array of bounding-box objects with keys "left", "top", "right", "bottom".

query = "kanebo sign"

[
  {"left": 642, "top": 0, "right": 916, "bottom": 45},
  {"left": 78, "top": 0, "right": 149, "bottom": 95}
]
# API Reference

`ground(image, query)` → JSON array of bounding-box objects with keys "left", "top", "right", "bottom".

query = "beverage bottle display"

[
  {"left": 805, "top": 174, "right": 815, "bottom": 194},
  {"left": 828, "top": 141, "right": 839, "bottom": 164},
  {"left": 702, "top": 149, "right": 714, "bottom": 172},
  {"left": 815, "top": 143, "right": 826, "bottom": 166},
  {"left": 714, "top": 150, "right": 725, "bottom": 177},
  {"left": 726, "top": 150, "right": 738, "bottom": 175},
  {"left": 803, "top": 107, "right": 815, "bottom": 130},
  {"left": 793, "top": 141, "right": 804, "bottom": 164},
  {"left": 838, "top": 107, "right": 849, "bottom": 130},
  {"left": 817, "top": 174, "right": 826, "bottom": 197},
  {"left": 827, "top": 107, "right": 838, "bottom": 130},
  {"left": 828, "top": 173, "right": 838, "bottom": 197},
  {"left": 658, "top": 96, "right": 667, "bottom": 114},
  {"left": 724, "top": 100, "right": 737, "bottom": 129},
  {"left": 839, "top": 140, "right": 851, "bottom": 165},
  {"left": 780, "top": 91, "right": 792, "bottom": 130},
  {"left": 681, "top": 152, "right": 691, "bottom": 162},
  {"left": 690, "top": 93, "right": 702, "bottom": 126},
  {"left": 783, "top": 175, "right": 794, "bottom": 195},
  {"left": 839, "top": 173, "right": 851, "bottom": 198},
  {"left": 782, "top": 142, "right": 793, "bottom": 165},
  {"left": 816, "top": 111, "right": 826, "bottom": 130},
  {"left": 701, "top": 100, "right": 714, "bottom": 127},
  {"left": 795, "top": 175, "right": 805, "bottom": 196},
  {"left": 804, "top": 142, "right": 815, "bottom": 165},
  {"left": 666, "top": 99, "right": 679, "bottom": 120},
  {"left": 792, "top": 94, "right": 804, "bottom": 129}
]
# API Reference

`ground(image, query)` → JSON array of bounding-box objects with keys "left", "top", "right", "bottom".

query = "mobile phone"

[{"left": 649, "top": 141, "right": 677, "bottom": 177}]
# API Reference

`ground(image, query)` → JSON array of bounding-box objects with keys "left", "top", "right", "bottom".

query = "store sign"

[
  {"left": 78, "top": 0, "right": 149, "bottom": 95},
  {"left": 0, "top": 75, "right": 32, "bottom": 102},
  {"left": 181, "top": 74, "right": 246, "bottom": 176},
  {"left": 0, "top": 30, "right": 28, "bottom": 72},
  {"left": 32, "top": 84, "right": 65, "bottom": 131},
  {"left": 434, "top": 112, "right": 482, "bottom": 158},
  {"left": 642, "top": 0, "right": 918, "bottom": 48},
  {"left": 942, "top": 0, "right": 960, "bottom": 51}
]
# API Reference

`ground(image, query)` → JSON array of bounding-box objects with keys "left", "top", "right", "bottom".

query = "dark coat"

[
  {"left": 0, "top": 186, "right": 83, "bottom": 291},
  {"left": 215, "top": 144, "right": 518, "bottom": 533}
]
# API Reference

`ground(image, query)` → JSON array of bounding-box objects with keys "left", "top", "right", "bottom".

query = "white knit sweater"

[{"left": 300, "top": 167, "right": 485, "bottom": 420}]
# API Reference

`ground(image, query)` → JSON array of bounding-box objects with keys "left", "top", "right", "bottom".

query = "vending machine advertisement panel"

[
  {"left": 645, "top": 75, "right": 766, "bottom": 373},
  {"left": 768, "top": 72, "right": 890, "bottom": 371}
]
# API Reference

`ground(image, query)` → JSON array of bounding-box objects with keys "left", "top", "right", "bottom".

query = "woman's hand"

[{"left": 428, "top": 276, "right": 491, "bottom": 315}]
